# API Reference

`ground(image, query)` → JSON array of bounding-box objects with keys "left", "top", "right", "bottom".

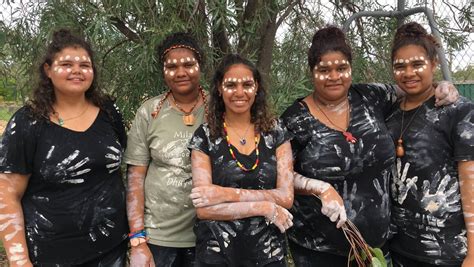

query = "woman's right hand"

[
  {"left": 129, "top": 243, "right": 155, "bottom": 267},
  {"left": 319, "top": 185, "right": 347, "bottom": 228},
  {"left": 265, "top": 203, "right": 293, "bottom": 233}
]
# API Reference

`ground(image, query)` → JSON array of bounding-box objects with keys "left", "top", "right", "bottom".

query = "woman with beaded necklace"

[
  {"left": 387, "top": 22, "right": 474, "bottom": 267},
  {"left": 124, "top": 32, "right": 208, "bottom": 266},
  {"left": 280, "top": 26, "right": 459, "bottom": 266},
  {"left": 188, "top": 54, "right": 294, "bottom": 266}
]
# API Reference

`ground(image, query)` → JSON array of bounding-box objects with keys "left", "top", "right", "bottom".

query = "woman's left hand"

[
  {"left": 190, "top": 185, "right": 229, "bottom": 208},
  {"left": 434, "top": 81, "right": 459, "bottom": 106}
]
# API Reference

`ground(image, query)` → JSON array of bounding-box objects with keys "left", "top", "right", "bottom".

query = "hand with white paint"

[
  {"left": 434, "top": 81, "right": 459, "bottom": 107},
  {"left": 420, "top": 173, "right": 460, "bottom": 215},
  {"left": 294, "top": 173, "right": 347, "bottom": 228},
  {"left": 190, "top": 184, "right": 229, "bottom": 208},
  {"left": 129, "top": 243, "right": 155, "bottom": 267},
  {"left": 265, "top": 203, "right": 294, "bottom": 233}
]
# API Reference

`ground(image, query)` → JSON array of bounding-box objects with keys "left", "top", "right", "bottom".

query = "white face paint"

[
  {"left": 163, "top": 57, "right": 199, "bottom": 77},
  {"left": 222, "top": 76, "right": 256, "bottom": 94},
  {"left": 52, "top": 54, "right": 93, "bottom": 75},
  {"left": 313, "top": 59, "right": 352, "bottom": 81},
  {"left": 392, "top": 56, "right": 429, "bottom": 76}
]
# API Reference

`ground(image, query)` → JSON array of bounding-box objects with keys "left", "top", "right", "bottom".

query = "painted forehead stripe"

[
  {"left": 56, "top": 55, "right": 91, "bottom": 63},
  {"left": 393, "top": 56, "right": 427, "bottom": 65},
  {"left": 317, "top": 59, "right": 349, "bottom": 67}
]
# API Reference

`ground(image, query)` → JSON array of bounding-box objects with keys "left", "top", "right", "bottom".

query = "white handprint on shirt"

[
  {"left": 393, "top": 158, "right": 418, "bottom": 205},
  {"left": 420, "top": 171, "right": 461, "bottom": 215}
]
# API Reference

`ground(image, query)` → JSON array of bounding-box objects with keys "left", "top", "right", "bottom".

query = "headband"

[{"left": 161, "top": 44, "right": 201, "bottom": 62}]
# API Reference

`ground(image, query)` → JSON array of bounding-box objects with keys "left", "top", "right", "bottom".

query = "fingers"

[
  {"left": 336, "top": 210, "right": 347, "bottom": 229},
  {"left": 321, "top": 200, "right": 347, "bottom": 228},
  {"left": 435, "top": 82, "right": 459, "bottom": 106}
]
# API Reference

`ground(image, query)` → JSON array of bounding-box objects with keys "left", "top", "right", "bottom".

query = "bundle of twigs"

[
  {"left": 312, "top": 194, "right": 387, "bottom": 267},
  {"left": 341, "top": 219, "right": 386, "bottom": 267}
]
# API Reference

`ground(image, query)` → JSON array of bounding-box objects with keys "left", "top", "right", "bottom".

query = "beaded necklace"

[{"left": 223, "top": 121, "right": 259, "bottom": 172}]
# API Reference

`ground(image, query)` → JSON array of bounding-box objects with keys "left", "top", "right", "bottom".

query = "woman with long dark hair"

[{"left": 0, "top": 29, "right": 128, "bottom": 266}]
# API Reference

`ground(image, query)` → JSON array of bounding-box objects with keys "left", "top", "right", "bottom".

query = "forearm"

[
  {"left": 0, "top": 175, "right": 31, "bottom": 266},
  {"left": 196, "top": 201, "right": 272, "bottom": 221},
  {"left": 126, "top": 165, "right": 147, "bottom": 232},
  {"left": 459, "top": 161, "right": 474, "bottom": 256},
  {"left": 293, "top": 172, "right": 330, "bottom": 195},
  {"left": 228, "top": 142, "right": 294, "bottom": 208}
]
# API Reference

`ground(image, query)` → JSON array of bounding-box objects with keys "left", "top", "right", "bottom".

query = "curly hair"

[
  {"left": 156, "top": 32, "right": 204, "bottom": 67},
  {"left": 208, "top": 54, "right": 275, "bottom": 140},
  {"left": 27, "top": 28, "right": 107, "bottom": 120},
  {"left": 308, "top": 26, "right": 352, "bottom": 70},
  {"left": 391, "top": 22, "right": 440, "bottom": 63}
]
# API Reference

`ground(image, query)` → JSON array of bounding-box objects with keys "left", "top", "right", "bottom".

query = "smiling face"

[
  {"left": 312, "top": 51, "right": 352, "bottom": 102},
  {"left": 44, "top": 47, "right": 94, "bottom": 97},
  {"left": 163, "top": 48, "right": 200, "bottom": 95},
  {"left": 392, "top": 44, "right": 437, "bottom": 97},
  {"left": 219, "top": 64, "right": 258, "bottom": 116}
]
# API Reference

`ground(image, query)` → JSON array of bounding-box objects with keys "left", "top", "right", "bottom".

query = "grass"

[{"left": 0, "top": 106, "right": 14, "bottom": 121}]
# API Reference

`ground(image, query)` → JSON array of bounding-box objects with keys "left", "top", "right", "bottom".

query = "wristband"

[{"left": 129, "top": 229, "right": 147, "bottom": 239}]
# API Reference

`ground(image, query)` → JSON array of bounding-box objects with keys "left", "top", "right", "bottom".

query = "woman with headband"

[{"left": 124, "top": 32, "right": 208, "bottom": 267}]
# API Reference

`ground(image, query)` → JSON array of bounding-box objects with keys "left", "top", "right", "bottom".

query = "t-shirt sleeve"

[
  {"left": 105, "top": 100, "right": 127, "bottom": 150},
  {"left": 280, "top": 101, "right": 310, "bottom": 156},
  {"left": 123, "top": 104, "right": 151, "bottom": 166},
  {"left": 273, "top": 119, "right": 292, "bottom": 148},
  {"left": 0, "top": 107, "right": 38, "bottom": 174},
  {"left": 188, "top": 124, "right": 210, "bottom": 155},
  {"left": 452, "top": 99, "right": 474, "bottom": 161},
  {"left": 354, "top": 83, "right": 398, "bottom": 117}
]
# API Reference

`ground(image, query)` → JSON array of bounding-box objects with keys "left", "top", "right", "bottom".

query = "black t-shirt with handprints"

[
  {"left": 386, "top": 96, "right": 474, "bottom": 265},
  {"left": 281, "top": 83, "right": 397, "bottom": 256},
  {"left": 0, "top": 102, "right": 128, "bottom": 265},
  {"left": 188, "top": 120, "right": 291, "bottom": 266}
]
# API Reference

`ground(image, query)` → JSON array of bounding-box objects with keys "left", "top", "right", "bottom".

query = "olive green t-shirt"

[{"left": 124, "top": 93, "right": 205, "bottom": 247}]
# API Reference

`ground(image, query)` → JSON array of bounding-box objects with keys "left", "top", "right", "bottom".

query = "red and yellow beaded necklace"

[{"left": 223, "top": 121, "right": 260, "bottom": 172}]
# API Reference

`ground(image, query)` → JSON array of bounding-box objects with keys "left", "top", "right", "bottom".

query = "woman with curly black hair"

[
  {"left": 0, "top": 29, "right": 128, "bottom": 266},
  {"left": 188, "top": 54, "right": 294, "bottom": 266},
  {"left": 124, "top": 32, "right": 208, "bottom": 266}
]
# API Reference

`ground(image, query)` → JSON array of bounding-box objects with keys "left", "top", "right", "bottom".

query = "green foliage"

[{"left": 1, "top": 0, "right": 472, "bottom": 123}]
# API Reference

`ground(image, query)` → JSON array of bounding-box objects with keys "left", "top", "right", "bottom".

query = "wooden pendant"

[
  {"left": 396, "top": 139, "right": 405, "bottom": 157},
  {"left": 183, "top": 114, "right": 195, "bottom": 126},
  {"left": 343, "top": 131, "right": 357, "bottom": 144}
]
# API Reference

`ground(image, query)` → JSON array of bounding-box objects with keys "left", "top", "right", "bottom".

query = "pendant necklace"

[
  {"left": 53, "top": 103, "right": 89, "bottom": 127},
  {"left": 223, "top": 121, "right": 260, "bottom": 172},
  {"left": 396, "top": 99, "right": 423, "bottom": 158},
  {"left": 226, "top": 122, "right": 252, "bottom": 145},
  {"left": 313, "top": 97, "right": 357, "bottom": 144},
  {"left": 170, "top": 93, "right": 199, "bottom": 126}
]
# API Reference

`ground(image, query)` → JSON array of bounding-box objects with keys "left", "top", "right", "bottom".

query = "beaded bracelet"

[{"left": 128, "top": 229, "right": 147, "bottom": 239}]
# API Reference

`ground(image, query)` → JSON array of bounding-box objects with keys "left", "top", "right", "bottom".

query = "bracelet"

[{"left": 128, "top": 229, "right": 147, "bottom": 239}]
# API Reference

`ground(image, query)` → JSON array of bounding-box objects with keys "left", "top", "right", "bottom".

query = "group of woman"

[{"left": 0, "top": 20, "right": 472, "bottom": 267}]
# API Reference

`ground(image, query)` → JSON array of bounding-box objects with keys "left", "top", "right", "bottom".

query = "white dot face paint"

[
  {"left": 222, "top": 76, "right": 256, "bottom": 94},
  {"left": 163, "top": 56, "right": 200, "bottom": 78},
  {"left": 313, "top": 59, "right": 352, "bottom": 81},
  {"left": 392, "top": 55, "right": 431, "bottom": 75}
]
